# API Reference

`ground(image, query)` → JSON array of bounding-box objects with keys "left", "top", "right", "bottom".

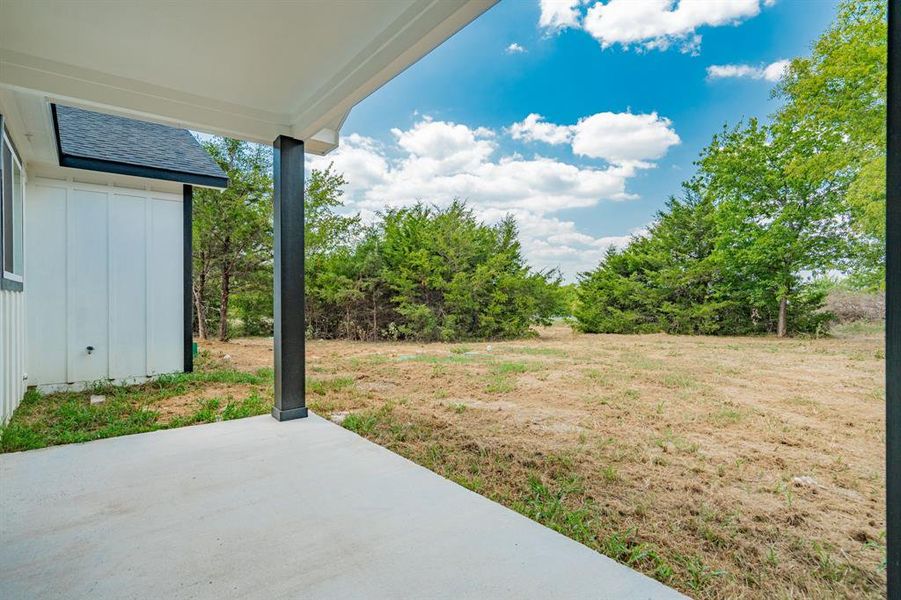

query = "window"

[{"left": 1, "top": 116, "right": 24, "bottom": 291}]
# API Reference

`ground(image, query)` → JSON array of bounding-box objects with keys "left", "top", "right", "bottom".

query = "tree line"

[
  {"left": 192, "top": 156, "right": 562, "bottom": 341},
  {"left": 575, "top": 0, "right": 884, "bottom": 336},
  {"left": 305, "top": 195, "right": 561, "bottom": 341},
  {"left": 192, "top": 0, "right": 883, "bottom": 341}
]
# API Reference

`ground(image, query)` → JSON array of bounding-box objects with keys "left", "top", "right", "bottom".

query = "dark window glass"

[{"left": 2, "top": 140, "right": 11, "bottom": 274}]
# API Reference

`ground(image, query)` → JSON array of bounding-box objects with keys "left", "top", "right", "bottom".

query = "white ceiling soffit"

[{"left": 0, "top": 0, "right": 496, "bottom": 155}]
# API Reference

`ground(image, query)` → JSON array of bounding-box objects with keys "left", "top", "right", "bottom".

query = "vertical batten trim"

[
  {"left": 144, "top": 195, "right": 152, "bottom": 376},
  {"left": 106, "top": 184, "right": 113, "bottom": 380},
  {"left": 183, "top": 185, "right": 193, "bottom": 373},
  {"left": 64, "top": 182, "right": 73, "bottom": 383}
]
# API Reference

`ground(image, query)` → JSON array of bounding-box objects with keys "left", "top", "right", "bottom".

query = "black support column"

[
  {"left": 888, "top": 2, "right": 900, "bottom": 596},
  {"left": 272, "top": 135, "right": 307, "bottom": 421},
  {"left": 183, "top": 184, "right": 194, "bottom": 373}
]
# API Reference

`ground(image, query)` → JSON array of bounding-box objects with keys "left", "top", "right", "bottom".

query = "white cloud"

[
  {"left": 513, "top": 212, "right": 637, "bottom": 276},
  {"left": 308, "top": 116, "right": 678, "bottom": 279},
  {"left": 321, "top": 134, "right": 389, "bottom": 196},
  {"left": 391, "top": 117, "right": 495, "bottom": 175},
  {"left": 707, "top": 58, "right": 790, "bottom": 82},
  {"left": 706, "top": 64, "right": 759, "bottom": 79},
  {"left": 762, "top": 59, "right": 790, "bottom": 81},
  {"left": 506, "top": 42, "right": 527, "bottom": 54},
  {"left": 540, "top": 0, "right": 772, "bottom": 54},
  {"left": 571, "top": 112, "right": 680, "bottom": 164},
  {"left": 539, "top": 0, "right": 582, "bottom": 32},
  {"left": 509, "top": 113, "right": 574, "bottom": 145},
  {"left": 509, "top": 111, "right": 681, "bottom": 165}
]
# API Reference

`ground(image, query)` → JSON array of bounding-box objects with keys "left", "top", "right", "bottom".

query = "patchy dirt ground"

[
  {"left": 153, "top": 382, "right": 260, "bottom": 424},
  {"left": 199, "top": 323, "right": 885, "bottom": 598}
]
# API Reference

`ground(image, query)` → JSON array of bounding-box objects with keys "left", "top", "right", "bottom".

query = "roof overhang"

[
  {"left": 52, "top": 104, "right": 230, "bottom": 189},
  {"left": 0, "top": 0, "right": 495, "bottom": 155},
  {"left": 54, "top": 152, "right": 229, "bottom": 190}
]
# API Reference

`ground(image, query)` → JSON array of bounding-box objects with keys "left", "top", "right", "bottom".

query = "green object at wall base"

[{"left": 192, "top": 342, "right": 198, "bottom": 357}]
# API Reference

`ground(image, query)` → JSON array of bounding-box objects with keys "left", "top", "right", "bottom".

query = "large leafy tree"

[
  {"left": 697, "top": 119, "right": 851, "bottom": 336},
  {"left": 575, "top": 0, "right": 877, "bottom": 337},
  {"left": 303, "top": 165, "right": 361, "bottom": 336},
  {"left": 776, "top": 0, "right": 886, "bottom": 287},
  {"left": 192, "top": 138, "right": 272, "bottom": 341},
  {"left": 575, "top": 118, "right": 850, "bottom": 337}
]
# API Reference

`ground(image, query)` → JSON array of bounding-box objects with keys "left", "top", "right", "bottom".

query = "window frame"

[{"left": 0, "top": 114, "right": 25, "bottom": 292}]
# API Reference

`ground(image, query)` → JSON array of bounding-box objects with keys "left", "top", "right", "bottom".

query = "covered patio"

[
  {"left": 0, "top": 413, "right": 680, "bottom": 598},
  {"left": 0, "top": 1, "right": 685, "bottom": 597}
]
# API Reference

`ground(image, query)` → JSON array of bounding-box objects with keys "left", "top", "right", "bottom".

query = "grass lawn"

[
  {"left": 0, "top": 366, "right": 274, "bottom": 451},
  {"left": 1, "top": 323, "right": 885, "bottom": 599}
]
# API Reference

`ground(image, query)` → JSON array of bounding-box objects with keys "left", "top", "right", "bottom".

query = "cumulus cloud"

[
  {"left": 539, "top": 0, "right": 583, "bottom": 32},
  {"left": 706, "top": 59, "right": 790, "bottom": 82},
  {"left": 308, "top": 116, "right": 677, "bottom": 279},
  {"left": 511, "top": 211, "right": 638, "bottom": 276},
  {"left": 506, "top": 42, "right": 527, "bottom": 54},
  {"left": 509, "top": 111, "right": 681, "bottom": 165},
  {"left": 762, "top": 59, "right": 790, "bottom": 81},
  {"left": 509, "top": 113, "right": 574, "bottom": 145},
  {"left": 540, "top": 0, "right": 773, "bottom": 54},
  {"left": 571, "top": 112, "right": 680, "bottom": 164}
]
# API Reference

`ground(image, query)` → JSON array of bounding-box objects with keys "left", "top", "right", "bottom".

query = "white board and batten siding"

[
  {"left": 25, "top": 176, "right": 183, "bottom": 390},
  {"left": 0, "top": 288, "right": 26, "bottom": 423}
]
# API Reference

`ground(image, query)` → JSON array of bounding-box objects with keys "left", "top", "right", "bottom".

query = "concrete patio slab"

[{"left": 0, "top": 414, "right": 684, "bottom": 599}]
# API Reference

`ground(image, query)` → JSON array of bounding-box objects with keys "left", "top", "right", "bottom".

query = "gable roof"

[{"left": 52, "top": 104, "right": 228, "bottom": 188}]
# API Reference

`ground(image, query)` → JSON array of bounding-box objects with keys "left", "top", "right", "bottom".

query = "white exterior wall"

[
  {"left": 0, "top": 288, "right": 26, "bottom": 424},
  {"left": 25, "top": 176, "right": 183, "bottom": 389}
]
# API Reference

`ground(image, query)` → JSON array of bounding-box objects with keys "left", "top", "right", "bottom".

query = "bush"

[
  {"left": 824, "top": 289, "right": 885, "bottom": 323},
  {"left": 306, "top": 201, "right": 564, "bottom": 341},
  {"left": 574, "top": 190, "right": 835, "bottom": 337}
]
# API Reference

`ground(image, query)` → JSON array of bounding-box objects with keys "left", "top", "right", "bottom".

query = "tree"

[
  {"left": 575, "top": 119, "right": 849, "bottom": 337},
  {"left": 304, "top": 165, "right": 361, "bottom": 337},
  {"left": 697, "top": 119, "right": 850, "bottom": 336},
  {"left": 775, "top": 0, "right": 886, "bottom": 287},
  {"left": 375, "top": 202, "right": 561, "bottom": 341},
  {"left": 190, "top": 143, "right": 565, "bottom": 342},
  {"left": 192, "top": 138, "right": 272, "bottom": 341},
  {"left": 572, "top": 0, "right": 879, "bottom": 337},
  {"left": 303, "top": 200, "right": 563, "bottom": 341},
  {"left": 574, "top": 189, "right": 732, "bottom": 335}
]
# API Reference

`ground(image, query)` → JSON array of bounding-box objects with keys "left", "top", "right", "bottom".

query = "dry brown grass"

[
  {"left": 201, "top": 323, "right": 886, "bottom": 598},
  {"left": 153, "top": 382, "right": 260, "bottom": 424}
]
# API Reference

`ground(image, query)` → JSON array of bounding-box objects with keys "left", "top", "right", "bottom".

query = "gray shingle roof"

[{"left": 54, "top": 104, "right": 228, "bottom": 188}]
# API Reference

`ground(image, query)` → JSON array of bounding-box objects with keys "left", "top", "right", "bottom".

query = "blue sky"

[{"left": 309, "top": 0, "right": 839, "bottom": 280}]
